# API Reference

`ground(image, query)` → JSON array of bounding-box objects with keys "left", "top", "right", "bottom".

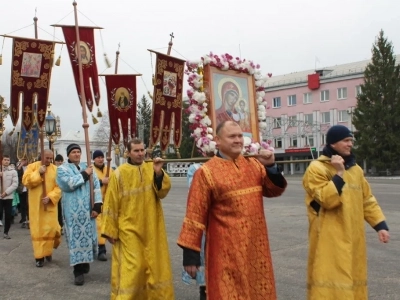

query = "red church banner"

[
  {"left": 60, "top": 26, "right": 100, "bottom": 112},
  {"left": 10, "top": 37, "right": 55, "bottom": 131},
  {"left": 104, "top": 74, "right": 138, "bottom": 147},
  {"left": 149, "top": 51, "right": 185, "bottom": 152}
]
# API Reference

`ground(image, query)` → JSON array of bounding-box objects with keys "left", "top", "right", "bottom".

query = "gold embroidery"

[
  {"left": 34, "top": 73, "right": 49, "bottom": 89},
  {"left": 38, "top": 43, "right": 53, "bottom": 59},
  {"left": 12, "top": 70, "right": 24, "bottom": 87},
  {"left": 14, "top": 41, "right": 29, "bottom": 57}
]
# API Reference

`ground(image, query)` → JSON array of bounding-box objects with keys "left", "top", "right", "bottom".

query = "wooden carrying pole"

[
  {"left": 144, "top": 157, "right": 330, "bottom": 164},
  {"left": 73, "top": 1, "right": 94, "bottom": 209},
  {"left": 105, "top": 47, "right": 120, "bottom": 186},
  {"left": 33, "top": 14, "right": 48, "bottom": 211}
]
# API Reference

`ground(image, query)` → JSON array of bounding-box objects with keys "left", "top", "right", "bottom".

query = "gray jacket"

[{"left": 1, "top": 166, "right": 18, "bottom": 200}]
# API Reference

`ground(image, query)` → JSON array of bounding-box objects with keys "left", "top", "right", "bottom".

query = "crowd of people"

[{"left": 0, "top": 122, "right": 390, "bottom": 300}]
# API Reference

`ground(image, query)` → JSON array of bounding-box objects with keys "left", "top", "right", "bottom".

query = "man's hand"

[
  {"left": 0, "top": 172, "right": 3, "bottom": 177},
  {"left": 331, "top": 155, "right": 345, "bottom": 177},
  {"left": 39, "top": 165, "right": 47, "bottom": 175},
  {"left": 378, "top": 230, "right": 390, "bottom": 243},
  {"left": 42, "top": 197, "right": 50, "bottom": 205},
  {"left": 1, "top": 192, "right": 7, "bottom": 198},
  {"left": 184, "top": 265, "right": 199, "bottom": 279},
  {"left": 106, "top": 237, "right": 117, "bottom": 244},
  {"left": 85, "top": 165, "right": 93, "bottom": 175},
  {"left": 153, "top": 157, "right": 164, "bottom": 176},
  {"left": 102, "top": 177, "right": 109, "bottom": 185},
  {"left": 91, "top": 210, "right": 99, "bottom": 218},
  {"left": 256, "top": 149, "right": 275, "bottom": 166}
]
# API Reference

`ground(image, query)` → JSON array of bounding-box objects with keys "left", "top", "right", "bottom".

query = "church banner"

[
  {"left": 17, "top": 105, "right": 39, "bottom": 161},
  {"left": 60, "top": 26, "right": 100, "bottom": 112},
  {"left": 149, "top": 51, "right": 185, "bottom": 151},
  {"left": 10, "top": 37, "right": 55, "bottom": 131},
  {"left": 104, "top": 74, "right": 138, "bottom": 147}
]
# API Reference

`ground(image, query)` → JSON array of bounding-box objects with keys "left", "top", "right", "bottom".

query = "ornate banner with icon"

[
  {"left": 148, "top": 50, "right": 185, "bottom": 152},
  {"left": 103, "top": 74, "right": 139, "bottom": 147},
  {"left": 10, "top": 37, "right": 55, "bottom": 131},
  {"left": 17, "top": 104, "right": 40, "bottom": 161},
  {"left": 60, "top": 26, "right": 100, "bottom": 112}
]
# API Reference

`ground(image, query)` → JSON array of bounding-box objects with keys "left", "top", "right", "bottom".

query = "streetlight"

[{"left": 45, "top": 102, "right": 61, "bottom": 150}]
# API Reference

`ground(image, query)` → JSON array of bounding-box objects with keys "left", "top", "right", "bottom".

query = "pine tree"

[
  {"left": 136, "top": 95, "right": 152, "bottom": 147},
  {"left": 352, "top": 30, "right": 400, "bottom": 173}
]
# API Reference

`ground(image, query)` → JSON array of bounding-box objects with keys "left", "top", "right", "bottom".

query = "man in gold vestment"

[
  {"left": 178, "top": 121, "right": 287, "bottom": 300},
  {"left": 303, "top": 125, "right": 389, "bottom": 300},
  {"left": 22, "top": 149, "right": 61, "bottom": 267},
  {"left": 101, "top": 138, "right": 175, "bottom": 299},
  {"left": 92, "top": 150, "right": 113, "bottom": 261}
]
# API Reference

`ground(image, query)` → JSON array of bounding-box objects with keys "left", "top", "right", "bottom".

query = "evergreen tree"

[
  {"left": 353, "top": 30, "right": 400, "bottom": 173},
  {"left": 136, "top": 95, "right": 152, "bottom": 147}
]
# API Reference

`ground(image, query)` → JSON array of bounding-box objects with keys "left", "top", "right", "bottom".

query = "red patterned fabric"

[
  {"left": 61, "top": 26, "right": 100, "bottom": 112},
  {"left": 10, "top": 37, "right": 55, "bottom": 131},
  {"left": 308, "top": 73, "right": 320, "bottom": 90},
  {"left": 104, "top": 75, "right": 138, "bottom": 147},
  {"left": 149, "top": 51, "right": 185, "bottom": 151},
  {"left": 178, "top": 156, "right": 287, "bottom": 300}
]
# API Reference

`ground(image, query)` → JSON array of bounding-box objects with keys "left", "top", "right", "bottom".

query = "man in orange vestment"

[{"left": 177, "top": 121, "right": 287, "bottom": 300}]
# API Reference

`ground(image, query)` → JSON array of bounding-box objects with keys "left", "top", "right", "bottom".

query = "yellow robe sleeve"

[
  {"left": 303, "top": 160, "right": 343, "bottom": 210},
  {"left": 154, "top": 170, "right": 171, "bottom": 199},
  {"left": 22, "top": 163, "right": 43, "bottom": 189},
  {"left": 101, "top": 171, "right": 120, "bottom": 240},
  {"left": 361, "top": 175, "right": 386, "bottom": 227}
]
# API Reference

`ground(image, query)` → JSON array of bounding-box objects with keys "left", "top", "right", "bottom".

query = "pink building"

[{"left": 263, "top": 54, "right": 400, "bottom": 175}]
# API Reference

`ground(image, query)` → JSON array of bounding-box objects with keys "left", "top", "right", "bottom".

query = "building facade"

[{"left": 263, "top": 55, "right": 400, "bottom": 175}]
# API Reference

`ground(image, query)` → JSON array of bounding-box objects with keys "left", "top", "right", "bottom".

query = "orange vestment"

[{"left": 178, "top": 156, "right": 287, "bottom": 300}]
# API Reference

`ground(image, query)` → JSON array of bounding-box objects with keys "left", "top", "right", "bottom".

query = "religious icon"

[
  {"left": 162, "top": 71, "right": 177, "bottom": 97},
  {"left": 114, "top": 87, "right": 130, "bottom": 111},
  {"left": 21, "top": 52, "right": 42, "bottom": 78},
  {"left": 76, "top": 41, "right": 91, "bottom": 65}
]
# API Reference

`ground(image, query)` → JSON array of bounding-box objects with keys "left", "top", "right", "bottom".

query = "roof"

[
  {"left": 58, "top": 130, "right": 85, "bottom": 142},
  {"left": 266, "top": 54, "right": 400, "bottom": 88}
]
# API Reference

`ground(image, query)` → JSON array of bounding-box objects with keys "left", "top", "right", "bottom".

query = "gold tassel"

[
  {"left": 97, "top": 108, "right": 102, "bottom": 118},
  {"left": 104, "top": 53, "right": 111, "bottom": 68},
  {"left": 114, "top": 146, "right": 120, "bottom": 155},
  {"left": 152, "top": 74, "right": 156, "bottom": 86},
  {"left": 55, "top": 55, "right": 61, "bottom": 66},
  {"left": 0, "top": 54, "right": 2, "bottom": 65},
  {"left": 92, "top": 114, "right": 98, "bottom": 124}
]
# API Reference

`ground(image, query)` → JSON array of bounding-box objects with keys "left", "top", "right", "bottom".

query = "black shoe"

[
  {"left": 98, "top": 253, "right": 107, "bottom": 261},
  {"left": 19, "top": 219, "right": 25, "bottom": 224},
  {"left": 82, "top": 264, "right": 90, "bottom": 274},
  {"left": 74, "top": 274, "right": 84, "bottom": 286},
  {"left": 36, "top": 259, "right": 44, "bottom": 267},
  {"left": 4, "top": 234, "right": 11, "bottom": 239},
  {"left": 200, "top": 286, "right": 206, "bottom": 300},
  {"left": 45, "top": 255, "right": 52, "bottom": 262},
  {"left": 21, "top": 222, "right": 26, "bottom": 228}
]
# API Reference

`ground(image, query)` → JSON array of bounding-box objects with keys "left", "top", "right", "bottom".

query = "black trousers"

[
  {"left": 19, "top": 192, "right": 28, "bottom": 222},
  {"left": 0, "top": 199, "right": 13, "bottom": 234},
  {"left": 58, "top": 199, "right": 63, "bottom": 227}
]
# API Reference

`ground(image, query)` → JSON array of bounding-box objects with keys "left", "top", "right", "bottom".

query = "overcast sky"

[{"left": 1, "top": 0, "right": 400, "bottom": 136}]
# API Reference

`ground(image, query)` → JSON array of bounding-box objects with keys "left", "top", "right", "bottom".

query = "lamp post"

[{"left": 45, "top": 102, "right": 61, "bottom": 151}]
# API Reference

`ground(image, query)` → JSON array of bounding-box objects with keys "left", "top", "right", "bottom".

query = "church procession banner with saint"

[
  {"left": 60, "top": 26, "right": 100, "bottom": 112},
  {"left": 10, "top": 37, "right": 55, "bottom": 132},
  {"left": 103, "top": 74, "right": 139, "bottom": 147},
  {"left": 149, "top": 51, "right": 185, "bottom": 152}
]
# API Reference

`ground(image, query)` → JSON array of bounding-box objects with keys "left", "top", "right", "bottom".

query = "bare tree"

[{"left": 2, "top": 130, "right": 19, "bottom": 163}]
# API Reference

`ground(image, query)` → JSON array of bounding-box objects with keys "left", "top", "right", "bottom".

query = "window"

[
  {"left": 288, "top": 95, "right": 296, "bottom": 106},
  {"left": 320, "top": 90, "right": 329, "bottom": 102},
  {"left": 272, "top": 97, "right": 281, "bottom": 108},
  {"left": 304, "top": 113, "right": 313, "bottom": 125},
  {"left": 303, "top": 92, "right": 312, "bottom": 104},
  {"left": 305, "top": 136, "right": 314, "bottom": 147},
  {"left": 338, "top": 110, "right": 349, "bottom": 122},
  {"left": 355, "top": 85, "right": 362, "bottom": 96},
  {"left": 273, "top": 117, "right": 281, "bottom": 128},
  {"left": 290, "top": 137, "right": 298, "bottom": 147},
  {"left": 337, "top": 87, "right": 347, "bottom": 99},
  {"left": 321, "top": 133, "right": 326, "bottom": 145},
  {"left": 274, "top": 138, "right": 282, "bottom": 148},
  {"left": 321, "top": 112, "right": 330, "bottom": 124},
  {"left": 288, "top": 116, "right": 297, "bottom": 127}
]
